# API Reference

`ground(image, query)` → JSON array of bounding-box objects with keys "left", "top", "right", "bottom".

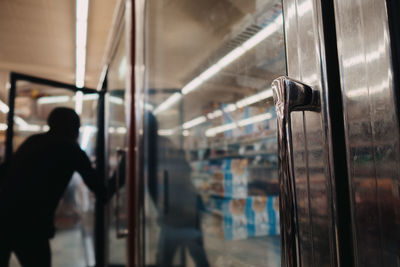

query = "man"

[{"left": 0, "top": 107, "right": 103, "bottom": 267}]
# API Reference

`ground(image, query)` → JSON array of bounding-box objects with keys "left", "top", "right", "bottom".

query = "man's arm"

[{"left": 74, "top": 146, "right": 105, "bottom": 199}]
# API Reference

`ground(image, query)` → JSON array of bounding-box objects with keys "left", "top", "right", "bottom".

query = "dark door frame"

[{"left": 5, "top": 71, "right": 107, "bottom": 267}]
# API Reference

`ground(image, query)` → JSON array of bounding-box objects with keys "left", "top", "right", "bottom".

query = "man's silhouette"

[{"left": 0, "top": 107, "right": 103, "bottom": 267}]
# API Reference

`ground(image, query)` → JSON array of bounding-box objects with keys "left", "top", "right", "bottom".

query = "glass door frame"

[{"left": 5, "top": 71, "right": 107, "bottom": 267}]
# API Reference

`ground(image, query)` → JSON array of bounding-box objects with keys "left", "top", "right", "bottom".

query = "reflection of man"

[
  {"left": 0, "top": 107, "right": 103, "bottom": 267},
  {"left": 146, "top": 113, "right": 209, "bottom": 267}
]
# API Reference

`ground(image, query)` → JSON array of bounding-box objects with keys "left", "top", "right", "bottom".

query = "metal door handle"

[
  {"left": 271, "top": 76, "right": 320, "bottom": 267},
  {"left": 116, "top": 147, "right": 128, "bottom": 238}
]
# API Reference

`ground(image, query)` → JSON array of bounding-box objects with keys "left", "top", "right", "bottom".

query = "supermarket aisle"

[{"left": 9, "top": 228, "right": 86, "bottom": 267}]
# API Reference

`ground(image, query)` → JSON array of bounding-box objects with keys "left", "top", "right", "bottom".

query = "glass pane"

[
  {"left": 11, "top": 81, "right": 99, "bottom": 266},
  {"left": 143, "top": 1, "right": 284, "bottom": 266},
  {"left": 107, "top": 22, "right": 128, "bottom": 265}
]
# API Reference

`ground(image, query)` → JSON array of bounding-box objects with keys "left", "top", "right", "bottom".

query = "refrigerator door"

[{"left": 334, "top": 0, "right": 400, "bottom": 266}]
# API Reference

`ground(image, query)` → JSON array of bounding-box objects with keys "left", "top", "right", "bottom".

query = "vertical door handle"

[
  {"left": 272, "top": 76, "right": 320, "bottom": 267},
  {"left": 116, "top": 147, "right": 129, "bottom": 238}
]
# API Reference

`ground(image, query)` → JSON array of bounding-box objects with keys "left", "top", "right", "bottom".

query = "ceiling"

[{"left": 0, "top": 0, "right": 118, "bottom": 90}]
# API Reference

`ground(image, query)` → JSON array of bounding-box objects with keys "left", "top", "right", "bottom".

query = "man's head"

[{"left": 47, "top": 107, "right": 80, "bottom": 140}]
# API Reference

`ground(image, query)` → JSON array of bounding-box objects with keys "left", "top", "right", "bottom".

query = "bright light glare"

[
  {"left": 83, "top": 94, "right": 99, "bottom": 101},
  {"left": 237, "top": 113, "right": 272, "bottom": 127},
  {"left": 0, "top": 123, "right": 7, "bottom": 131},
  {"left": 116, "top": 127, "right": 127, "bottom": 134},
  {"left": 205, "top": 112, "right": 273, "bottom": 137},
  {"left": 75, "top": 91, "right": 83, "bottom": 115},
  {"left": 158, "top": 129, "right": 174, "bottom": 136},
  {"left": 236, "top": 88, "right": 273, "bottom": 108},
  {"left": 19, "top": 124, "right": 42, "bottom": 132},
  {"left": 207, "top": 109, "right": 223, "bottom": 120},
  {"left": 110, "top": 96, "right": 124, "bottom": 105},
  {"left": 14, "top": 116, "right": 29, "bottom": 127},
  {"left": 153, "top": 93, "right": 182, "bottom": 115},
  {"left": 37, "top": 96, "right": 70, "bottom": 104},
  {"left": 0, "top": 100, "right": 9, "bottom": 113},
  {"left": 75, "top": 0, "right": 89, "bottom": 88},
  {"left": 205, "top": 122, "right": 237, "bottom": 137},
  {"left": 182, "top": 116, "right": 207, "bottom": 129},
  {"left": 223, "top": 104, "right": 237, "bottom": 113},
  {"left": 80, "top": 125, "right": 96, "bottom": 150}
]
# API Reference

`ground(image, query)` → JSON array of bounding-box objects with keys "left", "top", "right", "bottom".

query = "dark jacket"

[{"left": 0, "top": 132, "right": 100, "bottom": 238}]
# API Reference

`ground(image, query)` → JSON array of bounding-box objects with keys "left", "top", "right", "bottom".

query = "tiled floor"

[{"left": 10, "top": 228, "right": 86, "bottom": 267}]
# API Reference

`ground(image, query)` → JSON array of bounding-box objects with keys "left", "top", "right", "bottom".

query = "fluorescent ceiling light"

[
  {"left": 116, "top": 127, "right": 127, "bottom": 134},
  {"left": 153, "top": 93, "right": 182, "bottom": 115},
  {"left": 223, "top": 104, "right": 237, "bottom": 113},
  {"left": 76, "top": 0, "right": 89, "bottom": 88},
  {"left": 14, "top": 116, "right": 29, "bottom": 127},
  {"left": 182, "top": 116, "right": 207, "bottom": 129},
  {"left": 236, "top": 88, "right": 273, "bottom": 108},
  {"left": 205, "top": 122, "right": 237, "bottom": 137},
  {"left": 110, "top": 96, "right": 124, "bottom": 105},
  {"left": 18, "top": 124, "right": 42, "bottom": 132},
  {"left": 237, "top": 113, "right": 272, "bottom": 127},
  {"left": 155, "top": 14, "right": 282, "bottom": 112},
  {"left": 37, "top": 96, "right": 70, "bottom": 104},
  {"left": 205, "top": 112, "right": 273, "bottom": 137},
  {"left": 0, "top": 100, "right": 9, "bottom": 113},
  {"left": 207, "top": 109, "right": 223, "bottom": 120},
  {"left": 0, "top": 123, "right": 7, "bottom": 131},
  {"left": 80, "top": 125, "right": 96, "bottom": 150},
  {"left": 83, "top": 94, "right": 99, "bottom": 101},
  {"left": 144, "top": 103, "right": 154, "bottom": 111},
  {"left": 158, "top": 129, "right": 175, "bottom": 136},
  {"left": 75, "top": 91, "right": 83, "bottom": 115},
  {"left": 42, "top": 125, "right": 50, "bottom": 131},
  {"left": 182, "top": 130, "right": 190, "bottom": 136}
]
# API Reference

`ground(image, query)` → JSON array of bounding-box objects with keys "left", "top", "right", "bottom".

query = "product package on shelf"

[
  {"left": 245, "top": 196, "right": 280, "bottom": 236},
  {"left": 202, "top": 195, "right": 280, "bottom": 240},
  {"left": 210, "top": 158, "right": 248, "bottom": 198}
]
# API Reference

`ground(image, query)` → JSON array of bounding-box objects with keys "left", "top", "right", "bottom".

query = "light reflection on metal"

[{"left": 272, "top": 76, "right": 319, "bottom": 267}]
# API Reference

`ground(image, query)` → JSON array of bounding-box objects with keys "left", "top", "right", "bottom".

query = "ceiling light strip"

[
  {"left": 154, "top": 14, "right": 282, "bottom": 113},
  {"left": 75, "top": 0, "right": 89, "bottom": 88}
]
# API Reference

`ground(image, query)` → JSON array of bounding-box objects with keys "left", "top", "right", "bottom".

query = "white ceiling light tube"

[
  {"left": 14, "top": 116, "right": 29, "bottom": 127},
  {"left": 207, "top": 109, "right": 223, "bottom": 119},
  {"left": 0, "top": 100, "right": 9, "bottom": 113},
  {"left": 236, "top": 88, "right": 273, "bottom": 108},
  {"left": 237, "top": 113, "right": 272, "bottom": 127},
  {"left": 205, "top": 122, "right": 237, "bottom": 137},
  {"left": 37, "top": 96, "right": 70, "bottom": 104},
  {"left": 0, "top": 123, "right": 8, "bottom": 131},
  {"left": 83, "top": 94, "right": 99, "bottom": 101},
  {"left": 110, "top": 96, "right": 124, "bottom": 105},
  {"left": 223, "top": 104, "right": 237, "bottom": 113},
  {"left": 75, "top": 0, "right": 89, "bottom": 88},
  {"left": 153, "top": 93, "right": 182, "bottom": 115},
  {"left": 182, "top": 116, "right": 207, "bottom": 129},
  {"left": 19, "top": 124, "right": 42, "bottom": 132},
  {"left": 158, "top": 129, "right": 175, "bottom": 136},
  {"left": 75, "top": 91, "right": 83, "bottom": 115}
]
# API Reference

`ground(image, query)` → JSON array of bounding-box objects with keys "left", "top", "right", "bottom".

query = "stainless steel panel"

[
  {"left": 333, "top": 0, "right": 400, "bottom": 266},
  {"left": 282, "top": 0, "right": 338, "bottom": 265}
]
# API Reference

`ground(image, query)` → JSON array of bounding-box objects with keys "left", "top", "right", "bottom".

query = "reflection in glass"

[{"left": 143, "top": 0, "right": 284, "bottom": 266}]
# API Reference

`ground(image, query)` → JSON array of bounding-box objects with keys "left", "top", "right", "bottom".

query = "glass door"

[
  {"left": 140, "top": 1, "right": 284, "bottom": 266},
  {"left": 5, "top": 75, "right": 101, "bottom": 267},
  {"left": 106, "top": 20, "right": 129, "bottom": 267}
]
